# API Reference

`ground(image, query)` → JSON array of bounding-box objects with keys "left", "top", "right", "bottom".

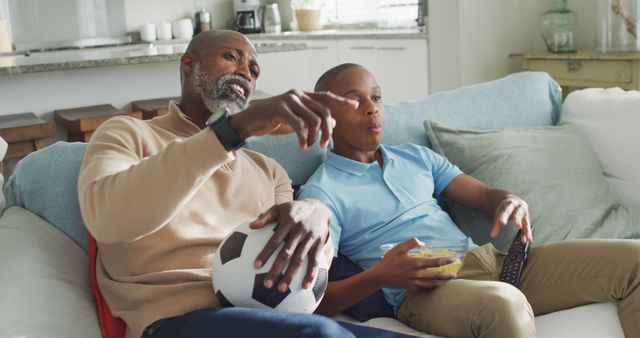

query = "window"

[
  {"left": 323, "top": 0, "right": 420, "bottom": 28},
  {"left": 8, "top": 0, "right": 127, "bottom": 50}
]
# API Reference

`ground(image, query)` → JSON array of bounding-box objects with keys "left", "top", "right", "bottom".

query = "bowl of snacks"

[{"left": 380, "top": 238, "right": 469, "bottom": 273}]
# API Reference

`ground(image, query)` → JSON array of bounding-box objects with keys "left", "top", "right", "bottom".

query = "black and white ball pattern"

[{"left": 212, "top": 221, "right": 329, "bottom": 313}]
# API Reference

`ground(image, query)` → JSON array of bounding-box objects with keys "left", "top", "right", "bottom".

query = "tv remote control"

[{"left": 499, "top": 227, "right": 532, "bottom": 288}]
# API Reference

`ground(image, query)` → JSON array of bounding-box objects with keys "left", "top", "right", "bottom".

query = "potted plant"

[{"left": 292, "top": 0, "right": 324, "bottom": 31}]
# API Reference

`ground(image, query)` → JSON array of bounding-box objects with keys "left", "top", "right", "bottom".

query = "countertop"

[
  {"left": 0, "top": 28, "right": 426, "bottom": 76},
  {"left": 0, "top": 41, "right": 306, "bottom": 76},
  {"left": 246, "top": 28, "right": 427, "bottom": 40}
]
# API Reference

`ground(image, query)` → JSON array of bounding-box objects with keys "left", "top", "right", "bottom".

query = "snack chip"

[
  {"left": 380, "top": 240, "right": 468, "bottom": 274},
  {"left": 408, "top": 248, "right": 463, "bottom": 273}
]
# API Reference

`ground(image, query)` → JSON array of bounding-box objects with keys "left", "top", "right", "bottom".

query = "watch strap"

[{"left": 208, "top": 109, "right": 246, "bottom": 152}]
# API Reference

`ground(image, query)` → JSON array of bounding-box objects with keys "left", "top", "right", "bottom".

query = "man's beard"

[{"left": 192, "top": 63, "right": 251, "bottom": 114}]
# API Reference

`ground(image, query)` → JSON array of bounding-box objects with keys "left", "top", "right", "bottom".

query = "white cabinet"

[
  {"left": 336, "top": 39, "right": 378, "bottom": 75},
  {"left": 301, "top": 40, "right": 339, "bottom": 90},
  {"left": 255, "top": 48, "right": 309, "bottom": 94},
  {"left": 253, "top": 38, "right": 428, "bottom": 102},
  {"left": 376, "top": 39, "right": 429, "bottom": 102},
  {"left": 338, "top": 39, "right": 429, "bottom": 102},
  {"left": 254, "top": 40, "right": 339, "bottom": 94}
]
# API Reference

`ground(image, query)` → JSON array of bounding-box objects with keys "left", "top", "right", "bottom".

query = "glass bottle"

[
  {"left": 596, "top": 0, "right": 639, "bottom": 52},
  {"left": 194, "top": 7, "right": 212, "bottom": 35},
  {"left": 538, "top": 0, "right": 577, "bottom": 53}
]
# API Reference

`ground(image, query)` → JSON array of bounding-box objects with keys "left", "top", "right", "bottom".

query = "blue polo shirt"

[{"left": 297, "top": 144, "right": 477, "bottom": 311}]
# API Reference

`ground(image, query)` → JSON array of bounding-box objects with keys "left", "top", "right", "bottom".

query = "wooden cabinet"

[
  {"left": 54, "top": 104, "right": 142, "bottom": 142},
  {"left": 510, "top": 50, "right": 640, "bottom": 95},
  {"left": 0, "top": 112, "right": 55, "bottom": 173},
  {"left": 254, "top": 38, "right": 429, "bottom": 102}
]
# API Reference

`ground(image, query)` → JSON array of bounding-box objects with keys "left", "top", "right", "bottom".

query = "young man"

[
  {"left": 78, "top": 32, "right": 414, "bottom": 338},
  {"left": 298, "top": 63, "right": 640, "bottom": 338}
]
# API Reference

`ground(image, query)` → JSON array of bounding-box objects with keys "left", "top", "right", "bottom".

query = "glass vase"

[
  {"left": 538, "top": 0, "right": 578, "bottom": 53},
  {"left": 596, "top": 0, "right": 640, "bottom": 52}
]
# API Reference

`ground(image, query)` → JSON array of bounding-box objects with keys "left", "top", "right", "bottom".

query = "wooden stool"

[
  {"left": 0, "top": 112, "right": 56, "bottom": 173},
  {"left": 131, "top": 97, "right": 179, "bottom": 120},
  {"left": 54, "top": 104, "right": 142, "bottom": 142}
]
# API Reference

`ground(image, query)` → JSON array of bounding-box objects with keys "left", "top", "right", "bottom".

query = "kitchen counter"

[
  {"left": 0, "top": 42, "right": 306, "bottom": 76},
  {"left": 246, "top": 28, "right": 427, "bottom": 40},
  {"left": 0, "top": 28, "right": 425, "bottom": 76}
]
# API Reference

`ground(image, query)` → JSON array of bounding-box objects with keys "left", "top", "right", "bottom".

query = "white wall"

[
  {"left": 0, "top": 60, "right": 182, "bottom": 174},
  {"left": 429, "top": 0, "right": 597, "bottom": 93},
  {"left": 427, "top": 0, "right": 462, "bottom": 93},
  {"left": 0, "top": 61, "right": 181, "bottom": 144}
]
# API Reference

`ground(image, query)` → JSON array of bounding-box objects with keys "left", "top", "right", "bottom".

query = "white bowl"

[{"left": 380, "top": 238, "right": 469, "bottom": 273}]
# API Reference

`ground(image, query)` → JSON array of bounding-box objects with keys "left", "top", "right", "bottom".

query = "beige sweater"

[{"left": 78, "top": 102, "right": 328, "bottom": 338}]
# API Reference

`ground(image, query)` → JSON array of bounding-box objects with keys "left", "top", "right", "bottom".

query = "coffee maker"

[{"left": 234, "top": 0, "right": 261, "bottom": 34}]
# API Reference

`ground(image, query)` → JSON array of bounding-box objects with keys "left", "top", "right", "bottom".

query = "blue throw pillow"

[
  {"left": 246, "top": 135, "right": 327, "bottom": 187},
  {"left": 328, "top": 254, "right": 395, "bottom": 321},
  {"left": 382, "top": 71, "right": 562, "bottom": 148},
  {"left": 3, "top": 142, "right": 89, "bottom": 251}
]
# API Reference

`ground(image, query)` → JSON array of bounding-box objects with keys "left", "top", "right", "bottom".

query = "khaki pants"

[{"left": 396, "top": 240, "right": 640, "bottom": 338}]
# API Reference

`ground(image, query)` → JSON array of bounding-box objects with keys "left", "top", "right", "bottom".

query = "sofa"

[{"left": 1, "top": 71, "right": 637, "bottom": 338}]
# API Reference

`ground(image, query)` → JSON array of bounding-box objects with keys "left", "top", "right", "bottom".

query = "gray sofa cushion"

[
  {"left": 246, "top": 135, "right": 327, "bottom": 187},
  {"left": 4, "top": 142, "right": 89, "bottom": 251},
  {"left": 0, "top": 206, "right": 100, "bottom": 338},
  {"left": 382, "top": 71, "right": 561, "bottom": 147},
  {"left": 424, "top": 121, "right": 640, "bottom": 251}
]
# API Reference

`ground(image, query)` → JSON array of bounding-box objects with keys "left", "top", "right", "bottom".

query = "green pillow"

[{"left": 424, "top": 120, "right": 640, "bottom": 251}]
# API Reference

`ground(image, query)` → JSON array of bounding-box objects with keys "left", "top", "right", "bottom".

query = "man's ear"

[{"left": 181, "top": 52, "right": 197, "bottom": 78}]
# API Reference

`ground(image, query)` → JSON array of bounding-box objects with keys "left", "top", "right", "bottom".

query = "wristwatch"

[{"left": 206, "top": 107, "right": 246, "bottom": 152}]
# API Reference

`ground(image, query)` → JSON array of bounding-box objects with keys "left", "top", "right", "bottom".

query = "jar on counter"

[
  {"left": 194, "top": 7, "right": 212, "bottom": 35},
  {"left": 596, "top": 0, "right": 640, "bottom": 52}
]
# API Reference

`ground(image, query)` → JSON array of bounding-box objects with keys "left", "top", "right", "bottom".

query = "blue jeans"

[{"left": 141, "top": 307, "right": 417, "bottom": 338}]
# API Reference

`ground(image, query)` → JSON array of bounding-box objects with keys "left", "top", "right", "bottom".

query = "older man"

[{"left": 78, "top": 31, "right": 414, "bottom": 338}]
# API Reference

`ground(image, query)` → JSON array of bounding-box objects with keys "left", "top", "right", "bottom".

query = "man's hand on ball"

[{"left": 250, "top": 199, "right": 331, "bottom": 292}]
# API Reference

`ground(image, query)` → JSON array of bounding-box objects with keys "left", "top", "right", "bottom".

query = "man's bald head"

[{"left": 185, "top": 30, "right": 256, "bottom": 57}]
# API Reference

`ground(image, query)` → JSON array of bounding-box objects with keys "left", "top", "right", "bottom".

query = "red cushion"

[{"left": 89, "top": 234, "right": 126, "bottom": 338}]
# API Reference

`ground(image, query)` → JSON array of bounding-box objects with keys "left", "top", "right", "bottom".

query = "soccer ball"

[{"left": 212, "top": 221, "right": 329, "bottom": 313}]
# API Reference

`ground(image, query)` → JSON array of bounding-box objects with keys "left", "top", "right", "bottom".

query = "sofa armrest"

[{"left": 0, "top": 206, "right": 101, "bottom": 338}]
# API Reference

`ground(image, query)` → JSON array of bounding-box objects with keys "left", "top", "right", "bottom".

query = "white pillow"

[{"left": 561, "top": 88, "right": 640, "bottom": 211}]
